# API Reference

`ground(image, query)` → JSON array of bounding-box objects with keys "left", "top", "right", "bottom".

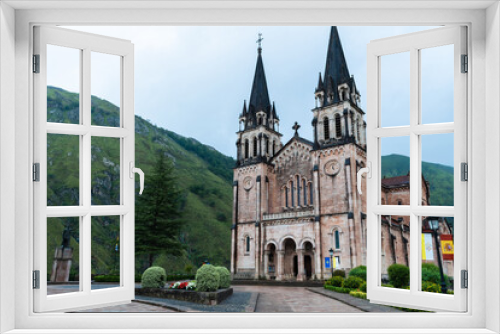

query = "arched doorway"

[
  {"left": 283, "top": 238, "right": 297, "bottom": 279},
  {"left": 266, "top": 243, "right": 277, "bottom": 279},
  {"left": 302, "top": 241, "right": 315, "bottom": 280},
  {"left": 304, "top": 256, "right": 312, "bottom": 279}
]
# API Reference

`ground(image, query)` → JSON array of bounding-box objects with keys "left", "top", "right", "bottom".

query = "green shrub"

[
  {"left": 422, "top": 281, "right": 441, "bottom": 293},
  {"left": 349, "top": 265, "right": 367, "bottom": 281},
  {"left": 381, "top": 283, "right": 394, "bottom": 288},
  {"left": 324, "top": 285, "right": 353, "bottom": 293},
  {"left": 215, "top": 266, "right": 231, "bottom": 288},
  {"left": 332, "top": 269, "right": 346, "bottom": 278},
  {"left": 359, "top": 281, "right": 367, "bottom": 293},
  {"left": 343, "top": 276, "right": 365, "bottom": 289},
  {"left": 195, "top": 264, "right": 220, "bottom": 292},
  {"left": 329, "top": 276, "right": 344, "bottom": 287},
  {"left": 387, "top": 264, "right": 409, "bottom": 288},
  {"left": 349, "top": 290, "right": 367, "bottom": 299},
  {"left": 141, "top": 266, "right": 167, "bottom": 288},
  {"left": 421, "top": 263, "right": 451, "bottom": 287}
]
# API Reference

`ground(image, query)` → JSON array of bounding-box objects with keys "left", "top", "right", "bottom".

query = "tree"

[{"left": 135, "top": 151, "right": 184, "bottom": 268}]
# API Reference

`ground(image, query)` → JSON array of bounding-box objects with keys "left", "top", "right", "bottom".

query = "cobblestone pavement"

[
  {"left": 136, "top": 291, "right": 255, "bottom": 312},
  {"left": 236, "top": 286, "right": 363, "bottom": 313},
  {"left": 75, "top": 301, "right": 175, "bottom": 313},
  {"left": 67, "top": 285, "right": 362, "bottom": 313}
]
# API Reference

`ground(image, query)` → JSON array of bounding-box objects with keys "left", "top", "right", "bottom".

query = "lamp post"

[
  {"left": 428, "top": 217, "right": 448, "bottom": 294},
  {"left": 329, "top": 248, "right": 334, "bottom": 277}
]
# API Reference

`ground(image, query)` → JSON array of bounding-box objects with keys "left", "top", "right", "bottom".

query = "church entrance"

[
  {"left": 283, "top": 238, "right": 297, "bottom": 279},
  {"left": 304, "top": 255, "right": 312, "bottom": 279}
]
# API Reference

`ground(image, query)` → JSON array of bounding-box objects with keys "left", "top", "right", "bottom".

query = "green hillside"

[
  {"left": 46, "top": 86, "right": 235, "bottom": 277},
  {"left": 381, "top": 154, "right": 454, "bottom": 206}
]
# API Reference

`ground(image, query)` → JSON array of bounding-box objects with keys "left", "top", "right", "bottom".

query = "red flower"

[{"left": 178, "top": 282, "right": 188, "bottom": 289}]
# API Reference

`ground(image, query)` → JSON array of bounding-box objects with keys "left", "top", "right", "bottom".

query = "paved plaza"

[{"left": 69, "top": 285, "right": 363, "bottom": 313}]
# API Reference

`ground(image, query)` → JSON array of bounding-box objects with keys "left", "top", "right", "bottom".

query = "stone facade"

[{"left": 231, "top": 27, "right": 453, "bottom": 281}]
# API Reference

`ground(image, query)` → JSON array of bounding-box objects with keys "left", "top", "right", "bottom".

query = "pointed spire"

[
  {"left": 324, "top": 26, "right": 351, "bottom": 85},
  {"left": 243, "top": 100, "right": 247, "bottom": 114},
  {"left": 319, "top": 26, "right": 353, "bottom": 106},
  {"left": 316, "top": 72, "right": 324, "bottom": 92},
  {"left": 249, "top": 46, "right": 272, "bottom": 115},
  {"left": 272, "top": 101, "right": 278, "bottom": 120}
]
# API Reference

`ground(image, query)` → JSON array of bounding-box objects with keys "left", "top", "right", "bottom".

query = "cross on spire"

[
  {"left": 292, "top": 122, "right": 301, "bottom": 137},
  {"left": 256, "top": 33, "right": 264, "bottom": 52}
]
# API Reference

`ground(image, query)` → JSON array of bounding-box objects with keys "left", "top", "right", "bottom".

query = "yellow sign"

[{"left": 441, "top": 240, "right": 454, "bottom": 255}]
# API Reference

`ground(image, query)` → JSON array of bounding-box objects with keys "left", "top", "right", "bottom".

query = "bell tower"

[
  {"left": 236, "top": 35, "right": 283, "bottom": 166},
  {"left": 312, "top": 26, "right": 366, "bottom": 150}
]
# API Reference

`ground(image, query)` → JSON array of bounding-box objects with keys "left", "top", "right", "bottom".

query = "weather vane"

[{"left": 256, "top": 33, "right": 264, "bottom": 49}]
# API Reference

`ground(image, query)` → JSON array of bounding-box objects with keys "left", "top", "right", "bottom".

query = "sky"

[{"left": 51, "top": 26, "right": 455, "bottom": 167}]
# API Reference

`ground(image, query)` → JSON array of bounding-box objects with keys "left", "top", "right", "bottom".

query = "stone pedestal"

[{"left": 50, "top": 246, "right": 73, "bottom": 282}]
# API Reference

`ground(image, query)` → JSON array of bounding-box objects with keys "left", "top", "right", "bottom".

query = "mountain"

[
  {"left": 46, "top": 86, "right": 235, "bottom": 277},
  {"left": 381, "top": 154, "right": 454, "bottom": 206}
]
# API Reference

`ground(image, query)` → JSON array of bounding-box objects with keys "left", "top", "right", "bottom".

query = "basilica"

[{"left": 230, "top": 27, "right": 452, "bottom": 280}]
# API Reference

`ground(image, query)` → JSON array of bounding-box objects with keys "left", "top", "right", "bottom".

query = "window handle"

[
  {"left": 356, "top": 162, "right": 371, "bottom": 195},
  {"left": 129, "top": 162, "right": 145, "bottom": 195}
]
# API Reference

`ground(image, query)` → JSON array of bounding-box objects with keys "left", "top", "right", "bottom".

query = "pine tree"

[{"left": 135, "top": 151, "right": 184, "bottom": 268}]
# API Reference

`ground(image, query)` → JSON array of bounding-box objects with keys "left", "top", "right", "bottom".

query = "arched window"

[
  {"left": 323, "top": 117, "right": 330, "bottom": 140},
  {"left": 246, "top": 236, "right": 250, "bottom": 252},
  {"left": 258, "top": 117, "right": 262, "bottom": 125},
  {"left": 335, "top": 114, "right": 342, "bottom": 138},
  {"left": 244, "top": 140, "right": 249, "bottom": 159},
  {"left": 296, "top": 176, "right": 301, "bottom": 206},
  {"left": 351, "top": 115, "right": 355, "bottom": 137},
  {"left": 303, "top": 179, "right": 307, "bottom": 205},
  {"left": 309, "top": 183, "right": 313, "bottom": 205},
  {"left": 265, "top": 138, "right": 269, "bottom": 155},
  {"left": 285, "top": 187, "right": 289, "bottom": 207},
  {"left": 253, "top": 137, "right": 258, "bottom": 157},
  {"left": 272, "top": 140, "right": 276, "bottom": 156},
  {"left": 334, "top": 230, "right": 340, "bottom": 249},
  {"left": 357, "top": 120, "right": 361, "bottom": 142},
  {"left": 291, "top": 181, "right": 295, "bottom": 207}
]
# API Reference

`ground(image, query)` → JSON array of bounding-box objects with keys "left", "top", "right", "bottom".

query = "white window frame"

[
  {"left": 366, "top": 26, "right": 467, "bottom": 312},
  {"left": 33, "top": 25, "right": 136, "bottom": 313},
  {"left": 0, "top": 2, "right": 498, "bottom": 334}
]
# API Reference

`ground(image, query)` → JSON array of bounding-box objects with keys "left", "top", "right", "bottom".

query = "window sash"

[{"left": 366, "top": 25, "right": 468, "bottom": 312}]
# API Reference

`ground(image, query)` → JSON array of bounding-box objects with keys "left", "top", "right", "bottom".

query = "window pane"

[
  {"left": 421, "top": 133, "right": 454, "bottom": 206},
  {"left": 381, "top": 52, "right": 410, "bottom": 127},
  {"left": 91, "top": 216, "right": 120, "bottom": 290},
  {"left": 47, "top": 134, "right": 80, "bottom": 206},
  {"left": 380, "top": 215, "right": 410, "bottom": 290},
  {"left": 47, "top": 217, "right": 80, "bottom": 295},
  {"left": 47, "top": 45, "right": 80, "bottom": 124},
  {"left": 381, "top": 136, "right": 410, "bottom": 205},
  {"left": 421, "top": 45, "right": 454, "bottom": 124},
  {"left": 420, "top": 216, "right": 454, "bottom": 295},
  {"left": 91, "top": 52, "right": 121, "bottom": 127},
  {"left": 91, "top": 137, "right": 120, "bottom": 205}
]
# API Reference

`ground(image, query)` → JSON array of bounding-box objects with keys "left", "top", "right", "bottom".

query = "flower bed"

[{"left": 136, "top": 285, "right": 233, "bottom": 305}]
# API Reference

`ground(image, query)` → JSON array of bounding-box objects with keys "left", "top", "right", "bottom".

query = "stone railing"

[{"left": 262, "top": 210, "right": 314, "bottom": 221}]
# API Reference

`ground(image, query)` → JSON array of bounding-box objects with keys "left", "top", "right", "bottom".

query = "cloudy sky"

[{"left": 53, "top": 25, "right": 454, "bottom": 167}]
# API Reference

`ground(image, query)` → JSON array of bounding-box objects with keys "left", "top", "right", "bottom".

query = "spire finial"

[
  {"left": 256, "top": 33, "right": 264, "bottom": 53},
  {"left": 292, "top": 122, "right": 301, "bottom": 137}
]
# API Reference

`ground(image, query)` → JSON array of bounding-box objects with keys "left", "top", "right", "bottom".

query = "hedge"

[
  {"left": 349, "top": 265, "right": 367, "bottom": 281},
  {"left": 343, "top": 276, "right": 365, "bottom": 289},
  {"left": 324, "top": 285, "right": 353, "bottom": 294},
  {"left": 349, "top": 290, "right": 367, "bottom": 299},
  {"left": 195, "top": 264, "right": 220, "bottom": 292},
  {"left": 387, "top": 264, "right": 410, "bottom": 288},
  {"left": 142, "top": 266, "right": 167, "bottom": 288}
]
